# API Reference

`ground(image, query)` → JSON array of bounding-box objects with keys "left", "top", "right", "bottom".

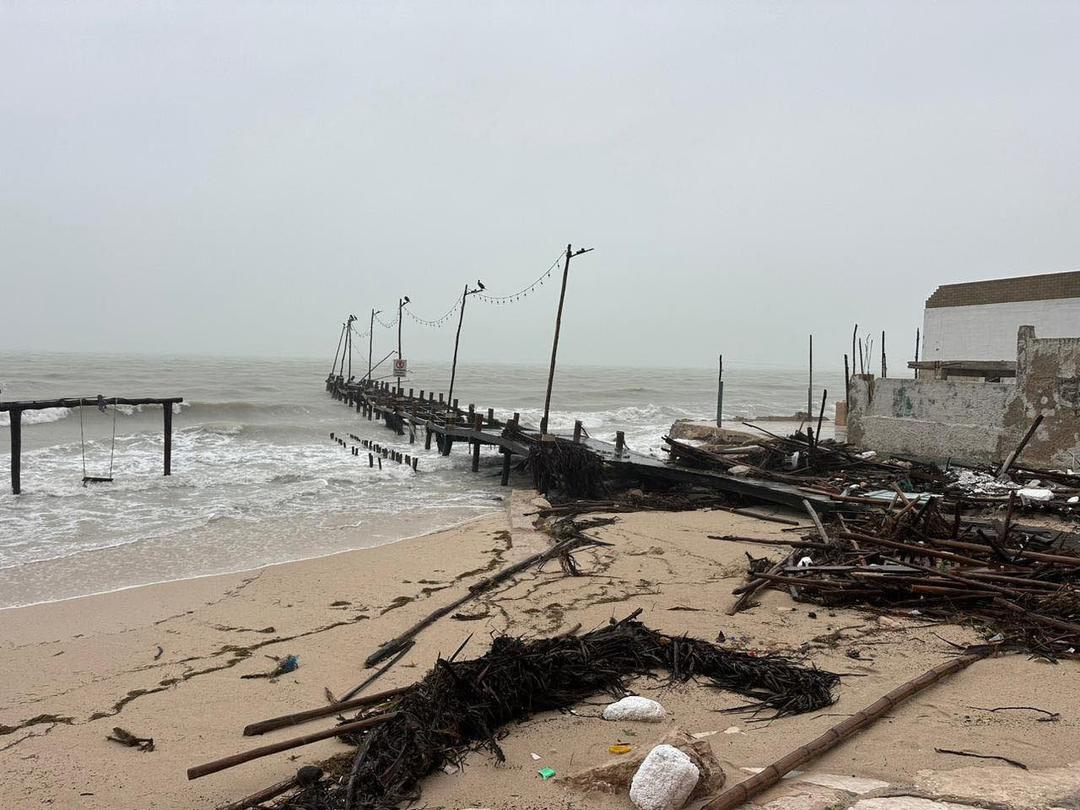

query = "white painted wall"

[{"left": 922, "top": 298, "right": 1080, "bottom": 361}]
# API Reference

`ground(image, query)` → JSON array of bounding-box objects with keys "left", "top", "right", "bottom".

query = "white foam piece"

[
  {"left": 602, "top": 696, "right": 667, "bottom": 723},
  {"left": 630, "top": 744, "right": 700, "bottom": 810}
]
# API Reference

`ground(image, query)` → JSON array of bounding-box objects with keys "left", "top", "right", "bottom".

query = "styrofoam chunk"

[
  {"left": 630, "top": 744, "right": 700, "bottom": 810},
  {"left": 603, "top": 696, "right": 667, "bottom": 723},
  {"left": 1018, "top": 487, "right": 1054, "bottom": 502}
]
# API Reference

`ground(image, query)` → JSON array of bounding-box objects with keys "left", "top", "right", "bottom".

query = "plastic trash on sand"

[
  {"left": 538, "top": 767, "right": 556, "bottom": 780},
  {"left": 629, "top": 744, "right": 700, "bottom": 810},
  {"left": 603, "top": 696, "right": 667, "bottom": 723},
  {"left": 609, "top": 744, "right": 633, "bottom": 755}
]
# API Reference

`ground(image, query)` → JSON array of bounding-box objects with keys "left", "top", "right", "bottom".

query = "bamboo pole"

[
  {"left": 243, "top": 684, "right": 413, "bottom": 737},
  {"left": 187, "top": 713, "right": 397, "bottom": 780},
  {"left": 701, "top": 653, "right": 985, "bottom": 810}
]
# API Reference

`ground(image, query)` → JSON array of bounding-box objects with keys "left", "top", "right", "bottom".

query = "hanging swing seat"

[{"left": 80, "top": 396, "right": 117, "bottom": 486}]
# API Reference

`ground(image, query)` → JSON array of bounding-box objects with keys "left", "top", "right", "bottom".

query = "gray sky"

[{"left": 2, "top": 1, "right": 1078, "bottom": 371}]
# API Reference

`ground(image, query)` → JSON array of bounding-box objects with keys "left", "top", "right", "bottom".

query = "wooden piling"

[
  {"left": 10, "top": 408, "right": 21, "bottom": 495},
  {"left": 573, "top": 420, "right": 583, "bottom": 443},
  {"left": 500, "top": 448, "right": 511, "bottom": 486},
  {"left": 162, "top": 404, "right": 173, "bottom": 476},
  {"left": 471, "top": 413, "right": 482, "bottom": 472},
  {"left": 615, "top": 430, "right": 625, "bottom": 455}
]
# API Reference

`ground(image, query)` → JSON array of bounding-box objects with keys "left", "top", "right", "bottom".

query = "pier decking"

[{"left": 325, "top": 376, "right": 839, "bottom": 511}]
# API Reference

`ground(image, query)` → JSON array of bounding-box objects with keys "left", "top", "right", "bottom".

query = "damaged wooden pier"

[{"left": 324, "top": 375, "right": 839, "bottom": 511}]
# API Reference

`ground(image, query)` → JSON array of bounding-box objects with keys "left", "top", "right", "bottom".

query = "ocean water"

[{"left": 0, "top": 353, "right": 841, "bottom": 608}]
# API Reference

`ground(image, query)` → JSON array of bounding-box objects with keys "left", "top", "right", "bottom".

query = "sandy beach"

[{"left": 2, "top": 491, "right": 1077, "bottom": 810}]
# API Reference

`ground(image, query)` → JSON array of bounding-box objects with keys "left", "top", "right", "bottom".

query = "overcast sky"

[{"left": 2, "top": 2, "right": 1078, "bottom": 372}]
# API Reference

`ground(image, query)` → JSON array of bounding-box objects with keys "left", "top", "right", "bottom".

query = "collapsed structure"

[{"left": 849, "top": 270, "right": 1080, "bottom": 468}]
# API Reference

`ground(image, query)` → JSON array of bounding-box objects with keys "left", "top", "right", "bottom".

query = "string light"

[
  {"left": 373, "top": 312, "right": 399, "bottom": 329},
  {"left": 402, "top": 297, "right": 461, "bottom": 328},
  {"left": 475, "top": 249, "right": 566, "bottom": 305}
]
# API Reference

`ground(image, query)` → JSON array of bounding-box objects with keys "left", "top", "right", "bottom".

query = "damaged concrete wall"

[
  {"left": 849, "top": 326, "right": 1080, "bottom": 468},
  {"left": 1008, "top": 326, "right": 1080, "bottom": 469}
]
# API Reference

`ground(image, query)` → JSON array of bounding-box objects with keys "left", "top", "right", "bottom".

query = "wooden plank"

[
  {"left": 0, "top": 396, "right": 183, "bottom": 412},
  {"left": 579, "top": 437, "right": 839, "bottom": 511}
]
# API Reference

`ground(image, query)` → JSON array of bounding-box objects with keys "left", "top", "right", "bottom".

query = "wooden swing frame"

[{"left": 2, "top": 396, "right": 183, "bottom": 495}]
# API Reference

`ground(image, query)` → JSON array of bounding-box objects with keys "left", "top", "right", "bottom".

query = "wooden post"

[
  {"left": 881, "top": 330, "right": 887, "bottom": 378},
  {"left": 447, "top": 282, "right": 469, "bottom": 408},
  {"left": 367, "top": 309, "right": 377, "bottom": 382},
  {"left": 807, "top": 334, "right": 813, "bottom": 419},
  {"left": 844, "top": 354, "right": 850, "bottom": 412},
  {"left": 330, "top": 322, "right": 345, "bottom": 379},
  {"left": 716, "top": 354, "right": 724, "bottom": 428},
  {"left": 500, "top": 449, "right": 511, "bottom": 486},
  {"left": 573, "top": 420, "right": 583, "bottom": 443},
  {"left": 163, "top": 404, "right": 173, "bottom": 476},
  {"left": 10, "top": 408, "right": 21, "bottom": 495},
  {"left": 396, "top": 298, "right": 405, "bottom": 394},
  {"left": 540, "top": 244, "right": 592, "bottom": 435},
  {"left": 471, "top": 413, "right": 482, "bottom": 472},
  {"left": 425, "top": 427, "right": 432, "bottom": 450},
  {"left": 487, "top": 407, "right": 494, "bottom": 426},
  {"left": 615, "top": 430, "right": 625, "bottom": 456},
  {"left": 914, "top": 328, "right": 921, "bottom": 379},
  {"left": 346, "top": 314, "right": 356, "bottom": 380}
]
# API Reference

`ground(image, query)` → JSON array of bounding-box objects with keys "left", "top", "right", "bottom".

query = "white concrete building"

[{"left": 922, "top": 270, "right": 1080, "bottom": 362}]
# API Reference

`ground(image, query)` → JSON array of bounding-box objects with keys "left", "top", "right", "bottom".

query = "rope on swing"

[{"left": 80, "top": 395, "right": 118, "bottom": 485}]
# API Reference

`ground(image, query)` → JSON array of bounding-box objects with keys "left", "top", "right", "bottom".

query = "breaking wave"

[{"left": 0, "top": 407, "right": 72, "bottom": 426}]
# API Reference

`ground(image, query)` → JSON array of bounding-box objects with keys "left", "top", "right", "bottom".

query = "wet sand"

[{"left": 1, "top": 492, "right": 1077, "bottom": 809}]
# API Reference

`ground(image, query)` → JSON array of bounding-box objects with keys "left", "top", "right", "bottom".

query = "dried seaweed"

[{"left": 271, "top": 615, "right": 838, "bottom": 810}]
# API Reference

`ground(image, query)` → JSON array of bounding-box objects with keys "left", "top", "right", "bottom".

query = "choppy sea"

[{"left": 0, "top": 353, "right": 841, "bottom": 608}]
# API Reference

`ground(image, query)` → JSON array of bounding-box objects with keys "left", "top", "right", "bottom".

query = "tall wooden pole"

[
  {"left": 397, "top": 298, "right": 404, "bottom": 395},
  {"left": 447, "top": 284, "right": 469, "bottom": 409},
  {"left": 541, "top": 244, "right": 594, "bottom": 435},
  {"left": 347, "top": 315, "right": 356, "bottom": 380},
  {"left": 368, "top": 309, "right": 377, "bottom": 382},
  {"left": 807, "top": 334, "right": 813, "bottom": 419},
  {"left": 881, "top": 330, "right": 887, "bottom": 378},
  {"left": 10, "top": 408, "right": 21, "bottom": 495},
  {"left": 914, "top": 328, "right": 921, "bottom": 379},
  {"left": 715, "top": 355, "right": 724, "bottom": 428},
  {"left": 330, "top": 323, "right": 345, "bottom": 378}
]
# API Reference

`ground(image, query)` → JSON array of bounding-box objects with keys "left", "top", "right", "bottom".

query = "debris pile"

[
  {"left": 269, "top": 614, "right": 838, "bottom": 810},
  {"left": 943, "top": 466, "right": 1080, "bottom": 515},
  {"left": 664, "top": 431, "right": 945, "bottom": 498},
  {"left": 735, "top": 496, "right": 1080, "bottom": 657},
  {"left": 522, "top": 440, "right": 606, "bottom": 499}
]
